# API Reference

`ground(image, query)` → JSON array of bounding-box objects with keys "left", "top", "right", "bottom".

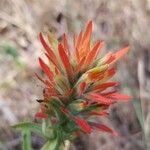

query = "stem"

[
  {"left": 22, "top": 129, "right": 32, "bottom": 150},
  {"left": 62, "top": 140, "right": 71, "bottom": 150}
]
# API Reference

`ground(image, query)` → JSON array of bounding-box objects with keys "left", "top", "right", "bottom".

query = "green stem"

[{"left": 22, "top": 129, "right": 32, "bottom": 150}]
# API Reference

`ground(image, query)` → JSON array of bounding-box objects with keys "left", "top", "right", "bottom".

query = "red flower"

[{"left": 35, "top": 21, "right": 131, "bottom": 137}]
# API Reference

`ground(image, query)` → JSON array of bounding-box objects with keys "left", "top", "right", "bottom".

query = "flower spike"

[{"left": 35, "top": 21, "right": 132, "bottom": 148}]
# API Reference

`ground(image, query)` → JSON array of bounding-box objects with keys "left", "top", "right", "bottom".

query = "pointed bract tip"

[
  {"left": 86, "top": 20, "right": 93, "bottom": 32},
  {"left": 35, "top": 112, "right": 48, "bottom": 119},
  {"left": 39, "top": 32, "right": 43, "bottom": 40},
  {"left": 87, "top": 20, "right": 93, "bottom": 26}
]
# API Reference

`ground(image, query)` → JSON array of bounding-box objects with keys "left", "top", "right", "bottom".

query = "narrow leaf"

[{"left": 12, "top": 122, "right": 42, "bottom": 135}]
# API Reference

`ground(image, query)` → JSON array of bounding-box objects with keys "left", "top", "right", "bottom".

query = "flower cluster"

[{"left": 35, "top": 21, "right": 131, "bottom": 145}]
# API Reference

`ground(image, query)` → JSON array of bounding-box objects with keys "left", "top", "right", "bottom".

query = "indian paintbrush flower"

[{"left": 35, "top": 21, "right": 131, "bottom": 149}]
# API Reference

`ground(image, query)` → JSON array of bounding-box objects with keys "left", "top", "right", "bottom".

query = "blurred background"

[{"left": 0, "top": 0, "right": 150, "bottom": 150}]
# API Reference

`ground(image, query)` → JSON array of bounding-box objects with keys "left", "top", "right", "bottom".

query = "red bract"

[
  {"left": 73, "top": 117, "right": 92, "bottom": 134},
  {"left": 35, "top": 21, "right": 131, "bottom": 138}
]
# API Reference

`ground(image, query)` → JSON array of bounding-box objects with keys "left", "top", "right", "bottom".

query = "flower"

[{"left": 35, "top": 21, "right": 131, "bottom": 141}]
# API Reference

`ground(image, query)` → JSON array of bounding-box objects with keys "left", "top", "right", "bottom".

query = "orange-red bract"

[{"left": 35, "top": 21, "right": 131, "bottom": 137}]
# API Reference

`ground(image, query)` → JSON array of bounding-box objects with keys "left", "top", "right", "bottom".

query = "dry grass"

[{"left": 0, "top": 0, "right": 150, "bottom": 149}]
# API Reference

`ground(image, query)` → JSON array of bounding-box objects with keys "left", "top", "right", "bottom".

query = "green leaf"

[
  {"left": 12, "top": 122, "right": 42, "bottom": 135},
  {"left": 132, "top": 99, "right": 144, "bottom": 130},
  {"left": 132, "top": 98, "right": 147, "bottom": 148},
  {"left": 131, "top": 89, "right": 147, "bottom": 149},
  {"left": 65, "top": 121, "right": 78, "bottom": 133}
]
